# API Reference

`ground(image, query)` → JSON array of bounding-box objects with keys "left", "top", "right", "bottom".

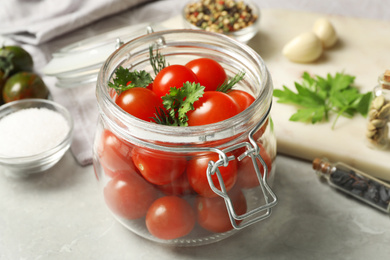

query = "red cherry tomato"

[
  {"left": 97, "top": 129, "right": 135, "bottom": 178},
  {"left": 227, "top": 89, "right": 255, "bottom": 113},
  {"left": 115, "top": 87, "right": 162, "bottom": 122},
  {"left": 236, "top": 142, "right": 273, "bottom": 189},
  {"left": 187, "top": 91, "right": 240, "bottom": 126},
  {"left": 132, "top": 147, "right": 187, "bottom": 185},
  {"left": 157, "top": 172, "right": 193, "bottom": 196},
  {"left": 146, "top": 196, "right": 196, "bottom": 240},
  {"left": 103, "top": 172, "right": 158, "bottom": 220},
  {"left": 185, "top": 58, "right": 227, "bottom": 92},
  {"left": 153, "top": 65, "right": 199, "bottom": 98},
  {"left": 146, "top": 82, "right": 153, "bottom": 90},
  {"left": 252, "top": 118, "right": 269, "bottom": 141},
  {"left": 187, "top": 152, "right": 237, "bottom": 197},
  {"left": 196, "top": 188, "right": 247, "bottom": 233}
]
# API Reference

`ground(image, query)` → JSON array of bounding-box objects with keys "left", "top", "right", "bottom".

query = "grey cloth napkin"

[
  {"left": 47, "top": 79, "right": 98, "bottom": 166},
  {"left": 0, "top": 0, "right": 154, "bottom": 45}
]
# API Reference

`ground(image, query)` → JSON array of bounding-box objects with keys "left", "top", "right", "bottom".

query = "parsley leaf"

[
  {"left": 154, "top": 82, "right": 205, "bottom": 126},
  {"left": 273, "top": 71, "right": 373, "bottom": 129},
  {"left": 108, "top": 66, "right": 153, "bottom": 94}
]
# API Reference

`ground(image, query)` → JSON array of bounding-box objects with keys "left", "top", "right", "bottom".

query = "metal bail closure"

[
  {"left": 116, "top": 24, "right": 157, "bottom": 50},
  {"left": 206, "top": 114, "right": 278, "bottom": 230},
  {"left": 115, "top": 38, "right": 124, "bottom": 50},
  {"left": 146, "top": 25, "right": 166, "bottom": 47}
]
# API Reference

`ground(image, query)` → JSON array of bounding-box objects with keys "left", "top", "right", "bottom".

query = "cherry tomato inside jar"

[
  {"left": 196, "top": 187, "right": 247, "bottom": 233},
  {"left": 157, "top": 172, "right": 193, "bottom": 196},
  {"left": 132, "top": 147, "right": 187, "bottom": 185},
  {"left": 146, "top": 196, "right": 196, "bottom": 240},
  {"left": 187, "top": 152, "right": 237, "bottom": 197},
  {"left": 115, "top": 87, "right": 163, "bottom": 122},
  {"left": 236, "top": 142, "right": 273, "bottom": 189},
  {"left": 153, "top": 64, "right": 199, "bottom": 98},
  {"left": 227, "top": 89, "right": 255, "bottom": 113},
  {"left": 185, "top": 58, "right": 227, "bottom": 92},
  {"left": 187, "top": 91, "right": 240, "bottom": 126},
  {"left": 97, "top": 129, "right": 135, "bottom": 178},
  {"left": 103, "top": 171, "right": 158, "bottom": 220}
]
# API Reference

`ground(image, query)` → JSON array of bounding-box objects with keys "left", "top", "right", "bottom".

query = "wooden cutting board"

[
  {"left": 164, "top": 9, "right": 390, "bottom": 180},
  {"left": 247, "top": 9, "right": 390, "bottom": 180}
]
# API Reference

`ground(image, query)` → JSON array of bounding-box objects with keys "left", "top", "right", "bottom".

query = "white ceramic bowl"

[{"left": 0, "top": 99, "right": 73, "bottom": 177}]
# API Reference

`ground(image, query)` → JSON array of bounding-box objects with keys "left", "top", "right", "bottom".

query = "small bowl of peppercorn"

[{"left": 182, "top": 0, "right": 260, "bottom": 43}]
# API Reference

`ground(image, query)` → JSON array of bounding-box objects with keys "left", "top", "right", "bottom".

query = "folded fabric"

[
  {"left": 0, "top": 0, "right": 154, "bottom": 45},
  {"left": 47, "top": 79, "right": 98, "bottom": 166}
]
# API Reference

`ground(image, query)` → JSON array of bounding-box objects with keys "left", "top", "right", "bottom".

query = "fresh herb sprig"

[
  {"left": 154, "top": 82, "right": 205, "bottom": 126},
  {"left": 217, "top": 71, "right": 245, "bottom": 93},
  {"left": 149, "top": 45, "right": 168, "bottom": 76},
  {"left": 108, "top": 45, "right": 167, "bottom": 93},
  {"left": 108, "top": 67, "right": 152, "bottom": 94},
  {"left": 153, "top": 107, "right": 176, "bottom": 126},
  {"left": 273, "top": 71, "right": 372, "bottom": 129}
]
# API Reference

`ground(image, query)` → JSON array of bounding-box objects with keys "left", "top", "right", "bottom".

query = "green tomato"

[
  {"left": 0, "top": 45, "right": 34, "bottom": 76},
  {"left": 0, "top": 71, "right": 6, "bottom": 105},
  {"left": 2, "top": 72, "right": 49, "bottom": 103}
]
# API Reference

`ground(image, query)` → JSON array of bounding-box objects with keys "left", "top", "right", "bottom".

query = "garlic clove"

[
  {"left": 313, "top": 18, "right": 338, "bottom": 48},
  {"left": 282, "top": 32, "right": 323, "bottom": 63}
]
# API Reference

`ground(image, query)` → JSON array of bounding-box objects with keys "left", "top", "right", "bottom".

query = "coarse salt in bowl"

[
  {"left": 0, "top": 99, "right": 73, "bottom": 177},
  {"left": 182, "top": 0, "right": 260, "bottom": 43}
]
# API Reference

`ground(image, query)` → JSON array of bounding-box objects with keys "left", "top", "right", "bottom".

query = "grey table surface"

[{"left": 1, "top": 1, "right": 389, "bottom": 259}]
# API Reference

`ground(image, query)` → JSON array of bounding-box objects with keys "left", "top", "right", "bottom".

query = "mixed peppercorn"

[
  {"left": 184, "top": 0, "right": 258, "bottom": 33},
  {"left": 330, "top": 168, "right": 390, "bottom": 211}
]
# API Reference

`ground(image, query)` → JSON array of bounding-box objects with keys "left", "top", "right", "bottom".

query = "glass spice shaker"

[
  {"left": 366, "top": 70, "right": 390, "bottom": 150},
  {"left": 312, "top": 158, "right": 390, "bottom": 213}
]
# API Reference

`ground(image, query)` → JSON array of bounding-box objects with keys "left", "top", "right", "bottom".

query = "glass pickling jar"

[{"left": 93, "top": 29, "right": 277, "bottom": 246}]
